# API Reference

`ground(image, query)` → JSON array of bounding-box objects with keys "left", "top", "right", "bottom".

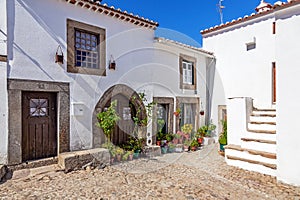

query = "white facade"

[
  {"left": 202, "top": 1, "right": 300, "bottom": 186},
  {"left": 1, "top": 0, "right": 213, "bottom": 164}
]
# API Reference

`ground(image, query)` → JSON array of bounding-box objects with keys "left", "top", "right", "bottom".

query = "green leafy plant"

[
  {"left": 115, "top": 147, "right": 124, "bottom": 155},
  {"left": 96, "top": 100, "right": 120, "bottom": 143},
  {"left": 181, "top": 124, "right": 193, "bottom": 134},
  {"left": 190, "top": 139, "right": 199, "bottom": 147},
  {"left": 219, "top": 120, "right": 227, "bottom": 145},
  {"left": 166, "top": 133, "right": 174, "bottom": 142}
]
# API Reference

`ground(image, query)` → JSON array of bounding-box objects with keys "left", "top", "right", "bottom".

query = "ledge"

[
  {"left": 226, "top": 155, "right": 277, "bottom": 170},
  {"left": 225, "top": 144, "right": 276, "bottom": 159}
]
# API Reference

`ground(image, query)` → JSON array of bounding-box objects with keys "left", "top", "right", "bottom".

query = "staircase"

[{"left": 225, "top": 108, "right": 277, "bottom": 176}]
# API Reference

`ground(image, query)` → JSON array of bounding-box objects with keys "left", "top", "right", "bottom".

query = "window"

[
  {"left": 67, "top": 19, "right": 106, "bottom": 76},
  {"left": 29, "top": 98, "right": 48, "bottom": 117},
  {"left": 179, "top": 54, "right": 197, "bottom": 90},
  {"left": 182, "top": 61, "right": 193, "bottom": 84},
  {"left": 75, "top": 30, "right": 99, "bottom": 69}
]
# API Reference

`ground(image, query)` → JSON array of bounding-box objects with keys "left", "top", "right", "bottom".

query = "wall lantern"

[
  {"left": 108, "top": 55, "right": 116, "bottom": 70},
  {"left": 55, "top": 45, "right": 64, "bottom": 64}
]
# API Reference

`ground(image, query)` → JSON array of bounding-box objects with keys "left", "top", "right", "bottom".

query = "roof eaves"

[
  {"left": 65, "top": 0, "right": 159, "bottom": 29},
  {"left": 201, "top": 0, "right": 300, "bottom": 35},
  {"left": 155, "top": 37, "right": 214, "bottom": 56}
]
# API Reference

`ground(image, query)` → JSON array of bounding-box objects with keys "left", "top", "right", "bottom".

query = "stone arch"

[{"left": 92, "top": 84, "right": 146, "bottom": 147}]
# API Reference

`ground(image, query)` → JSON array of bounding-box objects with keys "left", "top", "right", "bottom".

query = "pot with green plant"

[
  {"left": 173, "top": 132, "right": 181, "bottom": 144},
  {"left": 219, "top": 120, "right": 227, "bottom": 152},
  {"left": 96, "top": 100, "right": 120, "bottom": 143},
  {"left": 184, "top": 139, "right": 191, "bottom": 152},
  {"left": 122, "top": 150, "right": 133, "bottom": 161},
  {"left": 173, "top": 108, "right": 181, "bottom": 117},
  {"left": 168, "top": 142, "right": 176, "bottom": 153},
  {"left": 161, "top": 143, "right": 168, "bottom": 154},
  {"left": 190, "top": 139, "right": 199, "bottom": 151},
  {"left": 115, "top": 147, "right": 124, "bottom": 162}
]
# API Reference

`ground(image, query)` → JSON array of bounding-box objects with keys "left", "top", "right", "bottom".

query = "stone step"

[
  {"left": 241, "top": 138, "right": 276, "bottom": 153},
  {"left": 225, "top": 144, "right": 276, "bottom": 159},
  {"left": 248, "top": 123, "right": 276, "bottom": 132},
  {"left": 249, "top": 116, "right": 276, "bottom": 123},
  {"left": 226, "top": 155, "right": 277, "bottom": 176},
  {"left": 253, "top": 108, "right": 276, "bottom": 112},
  {"left": 245, "top": 131, "right": 276, "bottom": 141},
  {"left": 247, "top": 129, "right": 276, "bottom": 134},
  {"left": 249, "top": 121, "right": 276, "bottom": 125},
  {"left": 251, "top": 112, "right": 276, "bottom": 117}
]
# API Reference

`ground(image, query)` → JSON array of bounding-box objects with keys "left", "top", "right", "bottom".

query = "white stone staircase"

[{"left": 225, "top": 108, "right": 277, "bottom": 176}]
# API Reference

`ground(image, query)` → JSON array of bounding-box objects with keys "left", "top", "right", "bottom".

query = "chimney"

[{"left": 255, "top": 0, "right": 273, "bottom": 13}]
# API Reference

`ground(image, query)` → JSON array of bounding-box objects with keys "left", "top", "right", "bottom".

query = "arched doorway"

[{"left": 93, "top": 84, "right": 146, "bottom": 147}]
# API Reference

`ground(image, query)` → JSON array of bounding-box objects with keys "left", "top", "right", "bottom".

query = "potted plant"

[
  {"left": 102, "top": 142, "right": 116, "bottom": 164},
  {"left": 168, "top": 143, "right": 176, "bottom": 153},
  {"left": 173, "top": 132, "right": 181, "bottom": 144},
  {"left": 184, "top": 139, "right": 191, "bottom": 152},
  {"left": 207, "top": 123, "right": 217, "bottom": 137},
  {"left": 173, "top": 108, "right": 181, "bottom": 117},
  {"left": 190, "top": 139, "right": 199, "bottom": 151},
  {"left": 161, "top": 143, "right": 168, "bottom": 154},
  {"left": 166, "top": 133, "right": 174, "bottom": 143},
  {"left": 122, "top": 150, "right": 133, "bottom": 161},
  {"left": 115, "top": 147, "right": 124, "bottom": 162},
  {"left": 219, "top": 120, "right": 227, "bottom": 152}
]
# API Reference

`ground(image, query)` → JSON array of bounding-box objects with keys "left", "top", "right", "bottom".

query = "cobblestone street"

[{"left": 1, "top": 144, "right": 300, "bottom": 200}]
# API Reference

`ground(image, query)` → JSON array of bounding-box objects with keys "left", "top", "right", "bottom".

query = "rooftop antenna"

[{"left": 217, "top": 0, "right": 225, "bottom": 24}]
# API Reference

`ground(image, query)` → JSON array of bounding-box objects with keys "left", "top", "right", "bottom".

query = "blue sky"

[{"left": 102, "top": 0, "right": 279, "bottom": 47}]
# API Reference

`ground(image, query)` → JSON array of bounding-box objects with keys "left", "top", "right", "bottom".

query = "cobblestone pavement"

[{"left": 1, "top": 144, "right": 300, "bottom": 200}]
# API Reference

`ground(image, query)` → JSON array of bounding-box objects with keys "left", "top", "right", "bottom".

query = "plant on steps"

[{"left": 219, "top": 120, "right": 227, "bottom": 152}]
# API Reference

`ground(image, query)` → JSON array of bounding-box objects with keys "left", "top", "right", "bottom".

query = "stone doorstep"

[
  {"left": 225, "top": 144, "right": 276, "bottom": 159},
  {"left": 8, "top": 157, "right": 58, "bottom": 172},
  {"left": 58, "top": 148, "right": 110, "bottom": 172},
  {"left": 249, "top": 121, "right": 276, "bottom": 125}
]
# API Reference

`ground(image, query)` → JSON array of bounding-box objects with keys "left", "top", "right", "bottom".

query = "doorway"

[{"left": 22, "top": 92, "right": 57, "bottom": 161}]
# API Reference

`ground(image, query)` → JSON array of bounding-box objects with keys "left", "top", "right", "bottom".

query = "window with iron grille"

[
  {"left": 67, "top": 19, "right": 106, "bottom": 76},
  {"left": 75, "top": 30, "right": 99, "bottom": 69}
]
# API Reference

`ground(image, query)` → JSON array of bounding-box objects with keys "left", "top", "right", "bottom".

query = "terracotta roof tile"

[
  {"left": 64, "top": 0, "right": 159, "bottom": 29},
  {"left": 201, "top": 0, "right": 300, "bottom": 35}
]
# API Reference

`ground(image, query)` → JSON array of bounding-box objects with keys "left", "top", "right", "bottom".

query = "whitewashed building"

[
  {"left": 0, "top": 0, "right": 214, "bottom": 166},
  {"left": 202, "top": 0, "right": 300, "bottom": 186}
]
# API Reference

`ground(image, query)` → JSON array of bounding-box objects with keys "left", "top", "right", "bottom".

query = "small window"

[
  {"left": 67, "top": 19, "right": 106, "bottom": 76},
  {"left": 246, "top": 42, "right": 256, "bottom": 51},
  {"left": 182, "top": 60, "right": 193, "bottom": 85},
  {"left": 179, "top": 54, "right": 197, "bottom": 90},
  {"left": 30, "top": 98, "right": 48, "bottom": 117},
  {"left": 273, "top": 22, "right": 276, "bottom": 34}
]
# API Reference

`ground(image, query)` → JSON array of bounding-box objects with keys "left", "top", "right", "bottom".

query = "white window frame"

[{"left": 182, "top": 61, "right": 193, "bottom": 85}]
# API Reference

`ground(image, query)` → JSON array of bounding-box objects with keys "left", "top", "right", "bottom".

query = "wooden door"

[
  {"left": 22, "top": 92, "right": 57, "bottom": 161},
  {"left": 110, "top": 94, "right": 134, "bottom": 145}
]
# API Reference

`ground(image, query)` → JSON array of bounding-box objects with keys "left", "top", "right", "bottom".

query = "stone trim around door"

[
  {"left": 7, "top": 79, "right": 70, "bottom": 165},
  {"left": 152, "top": 97, "right": 174, "bottom": 145}
]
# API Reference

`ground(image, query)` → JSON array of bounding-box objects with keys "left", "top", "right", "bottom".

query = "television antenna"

[{"left": 217, "top": 0, "right": 225, "bottom": 24}]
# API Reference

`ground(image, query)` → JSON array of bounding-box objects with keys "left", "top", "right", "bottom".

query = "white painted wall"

[
  {"left": 203, "top": 14, "right": 276, "bottom": 131},
  {"left": 275, "top": 5, "right": 300, "bottom": 186},
  {"left": 8, "top": 0, "right": 155, "bottom": 151},
  {"left": 0, "top": 0, "right": 7, "bottom": 56},
  {"left": 7, "top": 0, "right": 212, "bottom": 152},
  {"left": 0, "top": 61, "right": 8, "bottom": 165},
  {"left": 0, "top": 0, "right": 8, "bottom": 165}
]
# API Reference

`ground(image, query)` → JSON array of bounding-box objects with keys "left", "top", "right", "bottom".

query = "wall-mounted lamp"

[
  {"left": 55, "top": 45, "right": 64, "bottom": 64},
  {"left": 108, "top": 55, "right": 116, "bottom": 70}
]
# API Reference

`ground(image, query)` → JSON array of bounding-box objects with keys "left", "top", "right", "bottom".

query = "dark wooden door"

[
  {"left": 22, "top": 92, "right": 57, "bottom": 161},
  {"left": 110, "top": 94, "right": 134, "bottom": 145}
]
